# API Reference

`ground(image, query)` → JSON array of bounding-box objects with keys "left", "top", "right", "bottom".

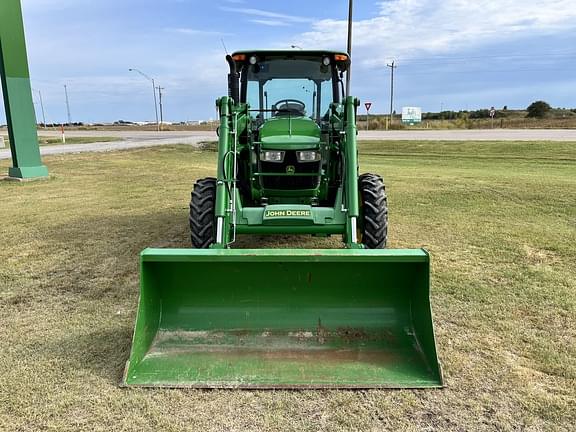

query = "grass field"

[{"left": 1, "top": 141, "right": 574, "bottom": 431}]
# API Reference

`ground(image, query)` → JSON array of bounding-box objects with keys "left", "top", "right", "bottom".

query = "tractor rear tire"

[
  {"left": 190, "top": 177, "right": 217, "bottom": 248},
  {"left": 359, "top": 173, "right": 388, "bottom": 249}
]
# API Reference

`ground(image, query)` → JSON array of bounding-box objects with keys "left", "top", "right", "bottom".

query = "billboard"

[{"left": 402, "top": 107, "right": 422, "bottom": 125}]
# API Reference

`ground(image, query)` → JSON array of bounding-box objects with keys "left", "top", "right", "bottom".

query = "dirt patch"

[
  {"left": 523, "top": 244, "right": 559, "bottom": 266},
  {"left": 336, "top": 327, "right": 369, "bottom": 343}
]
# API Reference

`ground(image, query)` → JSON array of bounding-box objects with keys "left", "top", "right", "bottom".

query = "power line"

[
  {"left": 394, "top": 50, "right": 576, "bottom": 66},
  {"left": 359, "top": 50, "right": 576, "bottom": 71},
  {"left": 390, "top": 66, "right": 572, "bottom": 77}
]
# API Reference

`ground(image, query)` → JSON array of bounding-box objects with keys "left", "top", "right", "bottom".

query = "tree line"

[{"left": 422, "top": 101, "right": 573, "bottom": 120}]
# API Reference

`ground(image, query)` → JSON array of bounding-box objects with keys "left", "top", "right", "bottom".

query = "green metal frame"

[
  {"left": 0, "top": 0, "right": 48, "bottom": 179},
  {"left": 212, "top": 93, "right": 362, "bottom": 249}
]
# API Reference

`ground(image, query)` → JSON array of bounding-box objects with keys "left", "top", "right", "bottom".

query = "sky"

[{"left": 1, "top": 0, "right": 575, "bottom": 123}]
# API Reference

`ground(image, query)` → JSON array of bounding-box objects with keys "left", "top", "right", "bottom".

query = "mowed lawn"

[{"left": 0, "top": 141, "right": 574, "bottom": 431}]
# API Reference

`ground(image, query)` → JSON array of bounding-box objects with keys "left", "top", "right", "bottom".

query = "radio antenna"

[{"left": 221, "top": 38, "right": 229, "bottom": 55}]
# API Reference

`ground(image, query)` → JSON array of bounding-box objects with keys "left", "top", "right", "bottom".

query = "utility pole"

[
  {"left": 157, "top": 86, "right": 165, "bottom": 131},
  {"left": 64, "top": 84, "right": 72, "bottom": 125},
  {"left": 346, "top": 0, "right": 353, "bottom": 98},
  {"left": 129, "top": 68, "right": 160, "bottom": 132},
  {"left": 386, "top": 61, "right": 397, "bottom": 128}
]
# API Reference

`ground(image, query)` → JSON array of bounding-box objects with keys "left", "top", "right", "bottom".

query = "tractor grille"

[{"left": 260, "top": 151, "right": 320, "bottom": 190}]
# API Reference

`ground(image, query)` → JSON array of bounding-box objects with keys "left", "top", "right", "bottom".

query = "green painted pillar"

[{"left": 0, "top": 0, "right": 48, "bottom": 179}]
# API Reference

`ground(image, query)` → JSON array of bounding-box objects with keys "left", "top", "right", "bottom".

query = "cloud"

[
  {"left": 220, "top": 7, "right": 314, "bottom": 24},
  {"left": 289, "top": 0, "right": 576, "bottom": 67},
  {"left": 250, "top": 19, "right": 291, "bottom": 27},
  {"left": 166, "top": 28, "right": 234, "bottom": 37}
]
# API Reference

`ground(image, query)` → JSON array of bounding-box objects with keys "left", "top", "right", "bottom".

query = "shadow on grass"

[
  {"left": 35, "top": 210, "right": 344, "bottom": 385},
  {"left": 43, "top": 208, "right": 344, "bottom": 276},
  {"left": 40, "top": 326, "right": 134, "bottom": 385}
]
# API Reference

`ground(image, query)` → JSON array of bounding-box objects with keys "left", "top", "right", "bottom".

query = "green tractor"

[
  {"left": 189, "top": 51, "right": 386, "bottom": 249},
  {"left": 123, "top": 51, "right": 443, "bottom": 389}
]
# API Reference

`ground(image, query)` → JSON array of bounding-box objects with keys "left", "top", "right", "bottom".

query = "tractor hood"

[{"left": 260, "top": 117, "right": 321, "bottom": 150}]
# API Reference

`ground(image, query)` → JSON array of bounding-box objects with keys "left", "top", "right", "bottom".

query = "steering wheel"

[{"left": 272, "top": 99, "right": 306, "bottom": 117}]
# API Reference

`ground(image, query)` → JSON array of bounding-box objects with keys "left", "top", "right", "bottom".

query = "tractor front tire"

[
  {"left": 190, "top": 177, "right": 217, "bottom": 248},
  {"left": 359, "top": 173, "right": 388, "bottom": 249}
]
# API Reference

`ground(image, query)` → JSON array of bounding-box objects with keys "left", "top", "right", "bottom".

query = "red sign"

[{"left": 365, "top": 102, "right": 372, "bottom": 111}]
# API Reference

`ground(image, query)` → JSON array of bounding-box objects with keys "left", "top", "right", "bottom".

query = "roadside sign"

[
  {"left": 402, "top": 107, "right": 422, "bottom": 125},
  {"left": 490, "top": 107, "right": 496, "bottom": 129},
  {"left": 365, "top": 103, "right": 373, "bottom": 130}
]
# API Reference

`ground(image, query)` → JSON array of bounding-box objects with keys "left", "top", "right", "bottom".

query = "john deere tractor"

[
  {"left": 189, "top": 51, "right": 386, "bottom": 249},
  {"left": 123, "top": 51, "right": 443, "bottom": 389}
]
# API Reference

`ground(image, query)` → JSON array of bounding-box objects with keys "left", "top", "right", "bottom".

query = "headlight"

[
  {"left": 260, "top": 150, "right": 285, "bottom": 162},
  {"left": 296, "top": 151, "right": 321, "bottom": 162}
]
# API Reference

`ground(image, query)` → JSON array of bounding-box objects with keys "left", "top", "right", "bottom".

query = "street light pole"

[
  {"left": 32, "top": 88, "right": 47, "bottom": 128},
  {"left": 129, "top": 68, "right": 160, "bottom": 132}
]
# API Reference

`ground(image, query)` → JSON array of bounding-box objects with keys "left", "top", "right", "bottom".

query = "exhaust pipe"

[{"left": 226, "top": 55, "right": 240, "bottom": 104}]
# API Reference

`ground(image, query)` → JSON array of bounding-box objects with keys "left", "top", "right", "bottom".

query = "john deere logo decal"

[
  {"left": 265, "top": 210, "right": 311, "bottom": 218},
  {"left": 286, "top": 165, "right": 296, "bottom": 175}
]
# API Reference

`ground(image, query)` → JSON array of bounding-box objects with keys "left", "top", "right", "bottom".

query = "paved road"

[
  {"left": 0, "top": 131, "right": 215, "bottom": 160},
  {"left": 29, "top": 128, "right": 576, "bottom": 141},
  {"left": 2, "top": 129, "right": 575, "bottom": 160}
]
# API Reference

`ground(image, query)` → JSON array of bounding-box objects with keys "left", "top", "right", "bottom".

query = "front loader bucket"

[{"left": 123, "top": 249, "right": 443, "bottom": 388}]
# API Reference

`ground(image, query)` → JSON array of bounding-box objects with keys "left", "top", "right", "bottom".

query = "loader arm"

[
  {"left": 343, "top": 96, "right": 361, "bottom": 247},
  {"left": 214, "top": 96, "right": 233, "bottom": 247}
]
